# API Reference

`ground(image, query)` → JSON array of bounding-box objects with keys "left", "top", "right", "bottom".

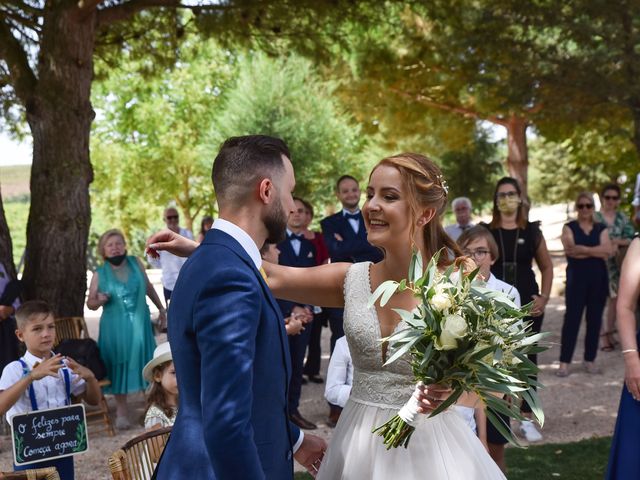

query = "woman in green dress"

[
  {"left": 87, "top": 229, "right": 166, "bottom": 429},
  {"left": 594, "top": 184, "right": 635, "bottom": 351}
]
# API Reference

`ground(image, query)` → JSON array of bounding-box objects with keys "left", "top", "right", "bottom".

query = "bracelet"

[
  {"left": 539, "top": 293, "right": 549, "bottom": 300},
  {"left": 622, "top": 349, "right": 638, "bottom": 355}
]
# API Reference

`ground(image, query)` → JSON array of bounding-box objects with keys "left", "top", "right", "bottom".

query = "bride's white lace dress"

[{"left": 316, "top": 262, "right": 506, "bottom": 480}]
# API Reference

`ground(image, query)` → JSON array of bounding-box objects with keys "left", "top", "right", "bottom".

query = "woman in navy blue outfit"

[
  {"left": 558, "top": 192, "right": 611, "bottom": 377},
  {"left": 607, "top": 237, "right": 640, "bottom": 479}
]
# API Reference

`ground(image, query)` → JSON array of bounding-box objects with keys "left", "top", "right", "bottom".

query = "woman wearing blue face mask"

[
  {"left": 87, "top": 229, "right": 165, "bottom": 430},
  {"left": 482, "top": 177, "right": 553, "bottom": 447}
]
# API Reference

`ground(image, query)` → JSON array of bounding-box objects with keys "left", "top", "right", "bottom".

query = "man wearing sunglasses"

[{"left": 148, "top": 207, "right": 194, "bottom": 306}]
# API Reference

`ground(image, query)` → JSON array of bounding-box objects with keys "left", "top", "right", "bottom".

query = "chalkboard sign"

[{"left": 11, "top": 404, "right": 89, "bottom": 466}]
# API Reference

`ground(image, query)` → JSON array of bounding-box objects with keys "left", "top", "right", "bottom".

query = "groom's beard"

[{"left": 264, "top": 199, "right": 287, "bottom": 244}]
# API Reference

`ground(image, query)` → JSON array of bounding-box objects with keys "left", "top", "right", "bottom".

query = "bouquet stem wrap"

[{"left": 372, "top": 384, "right": 422, "bottom": 449}]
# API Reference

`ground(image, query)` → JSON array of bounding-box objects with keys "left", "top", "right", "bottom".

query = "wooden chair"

[
  {"left": 0, "top": 468, "right": 60, "bottom": 480},
  {"left": 108, "top": 426, "right": 172, "bottom": 480},
  {"left": 54, "top": 316, "right": 115, "bottom": 436}
]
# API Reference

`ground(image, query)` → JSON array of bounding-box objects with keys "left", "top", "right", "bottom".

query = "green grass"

[
  {"left": 507, "top": 436, "right": 610, "bottom": 480},
  {"left": 3, "top": 199, "right": 28, "bottom": 268},
  {"left": 293, "top": 436, "right": 611, "bottom": 480}
]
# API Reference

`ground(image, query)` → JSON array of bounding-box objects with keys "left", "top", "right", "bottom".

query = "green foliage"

[
  {"left": 92, "top": 42, "right": 367, "bottom": 241},
  {"left": 91, "top": 39, "right": 235, "bottom": 243},
  {"left": 439, "top": 130, "right": 503, "bottom": 211},
  {"left": 211, "top": 51, "right": 368, "bottom": 208},
  {"left": 528, "top": 129, "right": 638, "bottom": 207}
]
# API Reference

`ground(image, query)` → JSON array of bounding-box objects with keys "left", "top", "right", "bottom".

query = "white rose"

[
  {"left": 435, "top": 329, "right": 458, "bottom": 350},
  {"left": 442, "top": 314, "right": 468, "bottom": 339},
  {"left": 430, "top": 292, "right": 452, "bottom": 312},
  {"left": 435, "top": 314, "right": 468, "bottom": 351}
]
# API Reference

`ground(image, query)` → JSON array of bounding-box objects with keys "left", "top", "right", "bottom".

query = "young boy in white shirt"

[
  {"left": 457, "top": 226, "right": 523, "bottom": 472},
  {"left": 0, "top": 300, "right": 101, "bottom": 479}
]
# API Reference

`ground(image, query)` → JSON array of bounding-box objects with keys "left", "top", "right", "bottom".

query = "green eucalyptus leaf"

[{"left": 368, "top": 280, "right": 399, "bottom": 308}]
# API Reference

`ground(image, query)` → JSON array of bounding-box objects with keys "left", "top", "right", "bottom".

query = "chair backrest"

[
  {"left": 54, "top": 316, "right": 89, "bottom": 346},
  {"left": 0, "top": 467, "right": 60, "bottom": 480},
  {"left": 108, "top": 426, "right": 172, "bottom": 480}
]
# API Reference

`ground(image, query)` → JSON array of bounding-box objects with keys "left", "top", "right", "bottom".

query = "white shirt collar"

[
  {"left": 23, "top": 350, "right": 50, "bottom": 368},
  {"left": 342, "top": 208, "right": 361, "bottom": 216},
  {"left": 213, "top": 218, "right": 262, "bottom": 270}
]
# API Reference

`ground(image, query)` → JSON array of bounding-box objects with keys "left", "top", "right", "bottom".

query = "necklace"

[{"left": 498, "top": 227, "right": 520, "bottom": 285}]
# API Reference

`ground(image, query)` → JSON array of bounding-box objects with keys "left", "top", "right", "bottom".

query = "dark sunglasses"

[
  {"left": 496, "top": 191, "right": 519, "bottom": 199},
  {"left": 603, "top": 195, "right": 620, "bottom": 201},
  {"left": 577, "top": 203, "right": 594, "bottom": 210},
  {"left": 165, "top": 215, "right": 179, "bottom": 220}
]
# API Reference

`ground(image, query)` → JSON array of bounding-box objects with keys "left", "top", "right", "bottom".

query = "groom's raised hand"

[{"left": 294, "top": 434, "right": 327, "bottom": 478}]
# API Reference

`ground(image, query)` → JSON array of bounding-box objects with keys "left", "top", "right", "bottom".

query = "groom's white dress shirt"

[{"left": 213, "top": 218, "right": 304, "bottom": 452}]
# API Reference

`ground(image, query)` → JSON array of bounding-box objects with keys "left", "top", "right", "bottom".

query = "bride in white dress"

[{"left": 268, "top": 153, "right": 505, "bottom": 479}]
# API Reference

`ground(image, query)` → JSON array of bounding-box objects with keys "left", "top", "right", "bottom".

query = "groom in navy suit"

[{"left": 154, "top": 136, "right": 326, "bottom": 479}]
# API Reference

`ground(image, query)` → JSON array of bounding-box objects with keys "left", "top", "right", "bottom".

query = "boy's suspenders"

[{"left": 18, "top": 358, "right": 71, "bottom": 410}]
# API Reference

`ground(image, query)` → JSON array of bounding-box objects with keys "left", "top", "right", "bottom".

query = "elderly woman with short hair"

[{"left": 87, "top": 229, "right": 164, "bottom": 429}]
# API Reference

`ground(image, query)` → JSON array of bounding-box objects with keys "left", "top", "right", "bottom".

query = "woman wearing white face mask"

[{"left": 483, "top": 177, "right": 553, "bottom": 444}]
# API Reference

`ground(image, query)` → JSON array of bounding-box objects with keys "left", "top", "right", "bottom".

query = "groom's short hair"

[{"left": 213, "top": 135, "right": 290, "bottom": 207}]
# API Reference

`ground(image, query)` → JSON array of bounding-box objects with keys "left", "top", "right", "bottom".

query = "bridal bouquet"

[{"left": 370, "top": 250, "right": 548, "bottom": 449}]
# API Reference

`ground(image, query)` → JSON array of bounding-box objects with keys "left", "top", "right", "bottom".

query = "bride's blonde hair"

[{"left": 372, "top": 153, "right": 462, "bottom": 268}]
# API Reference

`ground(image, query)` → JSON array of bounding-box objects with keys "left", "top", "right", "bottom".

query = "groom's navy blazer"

[{"left": 155, "top": 228, "right": 300, "bottom": 480}]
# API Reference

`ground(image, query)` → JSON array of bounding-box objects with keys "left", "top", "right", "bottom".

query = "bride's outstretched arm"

[
  {"left": 264, "top": 262, "right": 351, "bottom": 308},
  {"left": 146, "top": 229, "right": 198, "bottom": 258}
]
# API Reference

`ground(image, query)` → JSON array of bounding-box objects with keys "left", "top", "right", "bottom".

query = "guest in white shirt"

[
  {"left": 148, "top": 207, "right": 194, "bottom": 303},
  {"left": 444, "top": 197, "right": 475, "bottom": 241},
  {"left": 324, "top": 336, "right": 352, "bottom": 412},
  {"left": 0, "top": 301, "right": 101, "bottom": 479},
  {"left": 457, "top": 226, "right": 524, "bottom": 472}
]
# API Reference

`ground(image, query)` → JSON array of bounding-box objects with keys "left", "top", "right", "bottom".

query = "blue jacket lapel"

[{"left": 206, "top": 229, "right": 292, "bottom": 377}]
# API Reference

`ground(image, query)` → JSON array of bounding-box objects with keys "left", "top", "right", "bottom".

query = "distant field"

[{"left": 0, "top": 164, "right": 31, "bottom": 199}]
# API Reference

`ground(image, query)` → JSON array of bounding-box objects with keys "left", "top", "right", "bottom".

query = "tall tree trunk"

[
  {"left": 505, "top": 116, "right": 529, "bottom": 199},
  {"left": 0, "top": 188, "right": 16, "bottom": 279},
  {"left": 22, "top": 5, "right": 96, "bottom": 316}
]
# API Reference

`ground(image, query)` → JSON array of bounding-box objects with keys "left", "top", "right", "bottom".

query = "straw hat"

[{"left": 142, "top": 342, "right": 173, "bottom": 382}]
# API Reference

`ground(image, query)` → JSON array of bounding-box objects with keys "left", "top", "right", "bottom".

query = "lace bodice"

[{"left": 343, "top": 262, "right": 415, "bottom": 408}]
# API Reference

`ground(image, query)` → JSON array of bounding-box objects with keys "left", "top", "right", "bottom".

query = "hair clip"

[{"left": 437, "top": 174, "right": 449, "bottom": 195}]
